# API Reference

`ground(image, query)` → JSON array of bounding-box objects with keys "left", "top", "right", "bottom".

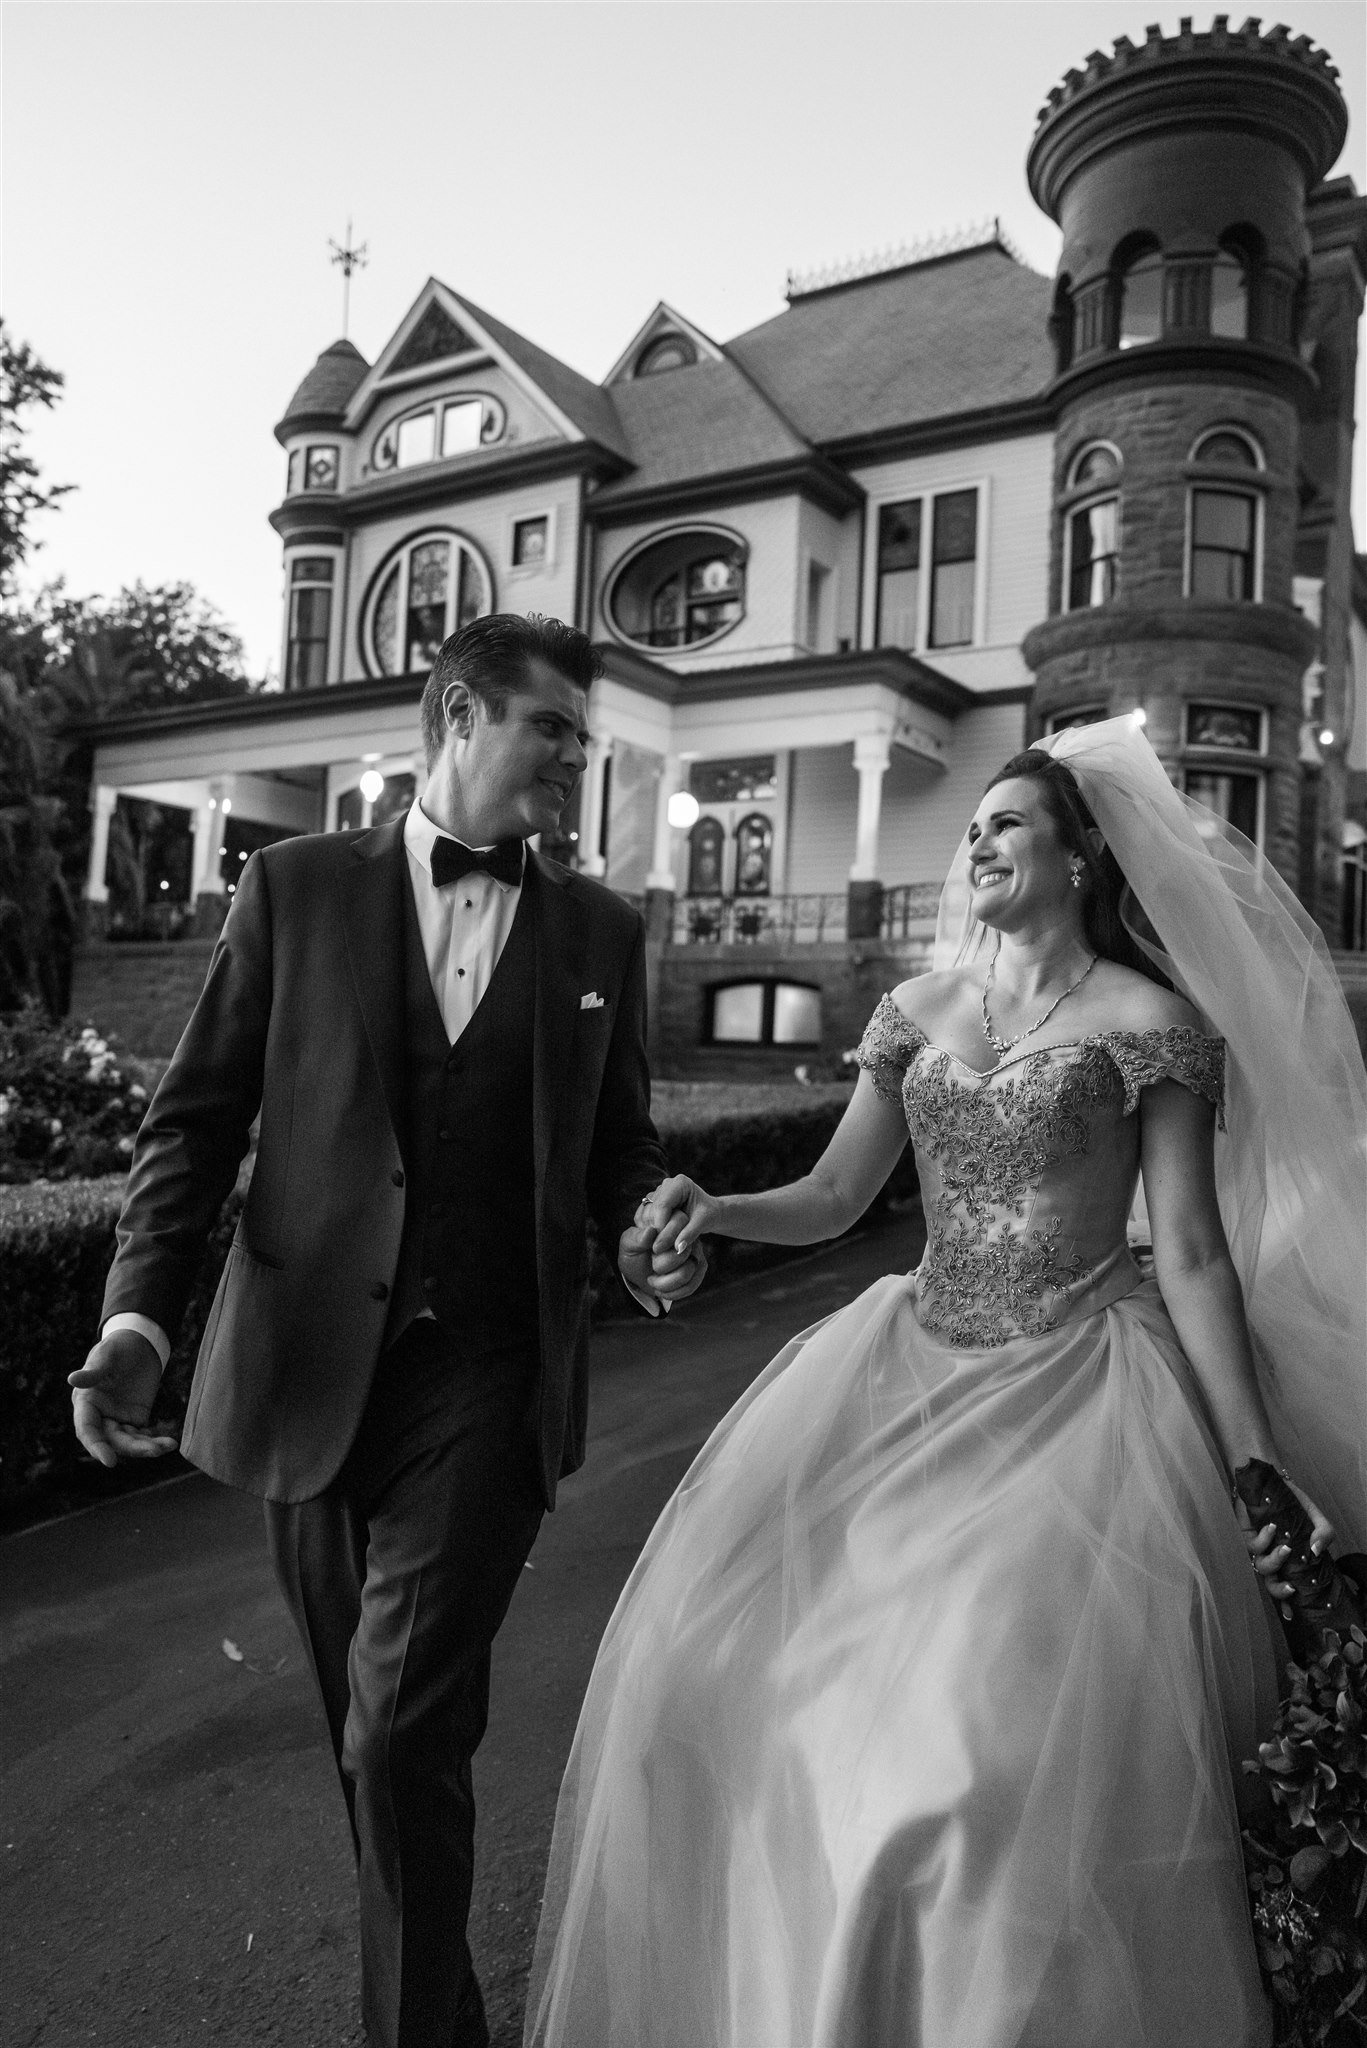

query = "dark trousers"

[{"left": 265, "top": 1319, "right": 545, "bottom": 2048}]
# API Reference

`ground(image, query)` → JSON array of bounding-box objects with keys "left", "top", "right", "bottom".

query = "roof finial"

[{"left": 328, "top": 218, "right": 369, "bottom": 340}]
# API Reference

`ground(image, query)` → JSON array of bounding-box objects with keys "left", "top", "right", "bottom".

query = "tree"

[{"left": 0, "top": 324, "right": 72, "bottom": 595}]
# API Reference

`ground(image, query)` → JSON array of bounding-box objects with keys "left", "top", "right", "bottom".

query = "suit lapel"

[
  {"left": 531, "top": 852, "right": 588, "bottom": 1191},
  {"left": 337, "top": 820, "right": 409, "bottom": 1147}
]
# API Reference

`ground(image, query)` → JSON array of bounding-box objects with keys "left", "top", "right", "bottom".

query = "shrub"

[
  {"left": 0, "top": 1085, "right": 921, "bottom": 1508},
  {"left": 0, "top": 1002, "right": 150, "bottom": 1182}
]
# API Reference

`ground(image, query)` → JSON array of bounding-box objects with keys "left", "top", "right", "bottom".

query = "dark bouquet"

[{"left": 1236, "top": 1460, "right": 1367, "bottom": 2045}]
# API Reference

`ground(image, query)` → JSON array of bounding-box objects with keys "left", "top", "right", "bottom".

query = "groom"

[{"left": 70, "top": 612, "right": 704, "bottom": 2048}]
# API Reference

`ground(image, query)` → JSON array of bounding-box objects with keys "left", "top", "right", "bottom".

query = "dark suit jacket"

[{"left": 100, "top": 819, "right": 667, "bottom": 1507}]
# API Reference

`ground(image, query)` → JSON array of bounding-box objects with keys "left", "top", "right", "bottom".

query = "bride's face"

[{"left": 965, "top": 778, "right": 1078, "bottom": 933}]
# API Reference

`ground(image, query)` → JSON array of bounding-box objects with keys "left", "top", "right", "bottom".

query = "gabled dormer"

[{"left": 605, "top": 303, "right": 727, "bottom": 385}]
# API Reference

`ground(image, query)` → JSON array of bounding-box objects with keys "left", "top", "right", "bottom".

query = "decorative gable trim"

[
  {"left": 344, "top": 280, "right": 592, "bottom": 448},
  {"left": 389, "top": 300, "right": 478, "bottom": 372},
  {"left": 605, "top": 301, "right": 726, "bottom": 385}
]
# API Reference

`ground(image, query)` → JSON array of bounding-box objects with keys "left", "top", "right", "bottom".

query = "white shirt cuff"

[
  {"left": 621, "top": 1276, "right": 672, "bottom": 1318},
  {"left": 102, "top": 1312, "right": 171, "bottom": 1371}
]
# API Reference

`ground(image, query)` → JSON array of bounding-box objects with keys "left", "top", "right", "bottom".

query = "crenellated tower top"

[{"left": 1029, "top": 16, "right": 1347, "bottom": 224}]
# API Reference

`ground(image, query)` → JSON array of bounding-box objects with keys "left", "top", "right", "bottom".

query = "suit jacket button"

[
  {"left": 370, "top": 1282, "right": 389, "bottom": 1302},
  {"left": 423, "top": 1275, "right": 437, "bottom": 1292},
  {"left": 391, "top": 1169, "right": 405, "bottom": 1187}
]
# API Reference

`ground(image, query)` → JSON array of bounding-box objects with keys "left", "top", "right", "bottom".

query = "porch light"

[
  {"left": 1130, "top": 708, "right": 1147, "bottom": 728},
  {"left": 667, "top": 791, "right": 701, "bottom": 830},
  {"left": 1319, "top": 729, "right": 1335, "bottom": 748},
  {"left": 360, "top": 769, "right": 385, "bottom": 804},
  {"left": 221, "top": 797, "right": 232, "bottom": 814}
]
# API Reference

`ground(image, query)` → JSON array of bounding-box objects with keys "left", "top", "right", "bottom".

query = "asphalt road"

[{"left": 1, "top": 1209, "right": 922, "bottom": 2048}]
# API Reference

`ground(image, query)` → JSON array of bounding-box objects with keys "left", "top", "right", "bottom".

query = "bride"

[{"left": 524, "top": 717, "right": 1366, "bottom": 2048}]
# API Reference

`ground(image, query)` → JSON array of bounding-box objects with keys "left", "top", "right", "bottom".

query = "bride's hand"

[
  {"left": 643, "top": 1175, "right": 721, "bottom": 1259},
  {"left": 1242, "top": 1478, "right": 1335, "bottom": 1608}
]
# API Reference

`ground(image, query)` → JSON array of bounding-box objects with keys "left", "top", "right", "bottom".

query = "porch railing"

[
  {"left": 671, "top": 893, "right": 848, "bottom": 946},
  {"left": 880, "top": 882, "right": 943, "bottom": 937}
]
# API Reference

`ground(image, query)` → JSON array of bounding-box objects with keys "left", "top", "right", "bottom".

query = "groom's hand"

[
  {"left": 69, "top": 1330, "right": 179, "bottom": 1468},
  {"left": 618, "top": 1206, "right": 707, "bottom": 1313}
]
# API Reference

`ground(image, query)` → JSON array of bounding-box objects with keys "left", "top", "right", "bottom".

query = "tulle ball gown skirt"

[{"left": 526, "top": 1274, "right": 1279, "bottom": 2048}]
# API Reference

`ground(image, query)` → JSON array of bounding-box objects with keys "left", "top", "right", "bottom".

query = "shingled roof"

[
  {"left": 276, "top": 338, "right": 370, "bottom": 441},
  {"left": 442, "top": 288, "right": 633, "bottom": 462},
  {"left": 592, "top": 354, "right": 814, "bottom": 503},
  {"left": 725, "top": 243, "right": 1054, "bottom": 447}
]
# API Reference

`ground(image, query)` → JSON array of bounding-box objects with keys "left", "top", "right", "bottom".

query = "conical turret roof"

[{"left": 275, "top": 338, "right": 370, "bottom": 442}]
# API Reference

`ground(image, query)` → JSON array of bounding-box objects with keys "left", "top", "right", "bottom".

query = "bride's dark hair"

[{"left": 986, "top": 749, "right": 1171, "bottom": 987}]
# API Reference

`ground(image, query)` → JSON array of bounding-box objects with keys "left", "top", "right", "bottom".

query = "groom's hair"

[{"left": 421, "top": 614, "right": 602, "bottom": 766}]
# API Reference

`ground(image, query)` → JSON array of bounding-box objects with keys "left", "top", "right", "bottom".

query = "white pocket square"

[{"left": 580, "top": 991, "right": 605, "bottom": 1010}]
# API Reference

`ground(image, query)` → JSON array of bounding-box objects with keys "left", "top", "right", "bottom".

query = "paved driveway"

[{"left": 1, "top": 1211, "right": 922, "bottom": 2047}]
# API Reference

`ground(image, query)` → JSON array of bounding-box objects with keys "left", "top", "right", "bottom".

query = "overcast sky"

[{"left": 5, "top": 0, "right": 1365, "bottom": 678}]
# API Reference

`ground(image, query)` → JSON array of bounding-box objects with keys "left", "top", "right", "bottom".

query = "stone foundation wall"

[{"left": 69, "top": 941, "right": 216, "bottom": 1058}]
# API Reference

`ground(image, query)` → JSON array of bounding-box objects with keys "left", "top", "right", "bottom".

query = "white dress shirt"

[{"left": 105, "top": 801, "right": 661, "bottom": 1367}]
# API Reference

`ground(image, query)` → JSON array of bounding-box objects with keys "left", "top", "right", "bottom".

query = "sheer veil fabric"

[{"left": 937, "top": 715, "right": 1367, "bottom": 1551}]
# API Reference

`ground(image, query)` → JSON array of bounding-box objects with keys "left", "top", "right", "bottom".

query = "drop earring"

[{"left": 1070, "top": 864, "right": 1084, "bottom": 889}]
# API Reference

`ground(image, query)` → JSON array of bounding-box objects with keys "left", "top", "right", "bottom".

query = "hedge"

[{"left": 0, "top": 1089, "right": 920, "bottom": 1509}]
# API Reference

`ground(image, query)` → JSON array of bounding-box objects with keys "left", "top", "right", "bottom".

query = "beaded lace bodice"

[{"left": 856, "top": 992, "right": 1226, "bottom": 1349}]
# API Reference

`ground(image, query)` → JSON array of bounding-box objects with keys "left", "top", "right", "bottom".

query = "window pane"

[
  {"left": 1209, "top": 254, "right": 1248, "bottom": 340},
  {"left": 513, "top": 516, "right": 548, "bottom": 567},
  {"left": 1119, "top": 254, "right": 1162, "bottom": 348},
  {"left": 405, "top": 540, "right": 449, "bottom": 670},
  {"left": 337, "top": 787, "right": 365, "bottom": 832},
  {"left": 442, "top": 401, "right": 483, "bottom": 458},
  {"left": 1047, "top": 708, "right": 1108, "bottom": 732},
  {"left": 685, "top": 597, "right": 741, "bottom": 642},
  {"left": 711, "top": 984, "right": 765, "bottom": 1042},
  {"left": 876, "top": 568, "right": 919, "bottom": 649},
  {"left": 690, "top": 758, "right": 776, "bottom": 804},
  {"left": 1194, "top": 431, "right": 1258, "bottom": 469},
  {"left": 1068, "top": 499, "right": 1118, "bottom": 610},
  {"left": 372, "top": 566, "right": 400, "bottom": 675},
  {"left": 1183, "top": 770, "right": 1260, "bottom": 844},
  {"left": 687, "top": 556, "right": 743, "bottom": 599},
  {"left": 1193, "top": 491, "right": 1252, "bottom": 552},
  {"left": 305, "top": 446, "right": 338, "bottom": 490},
  {"left": 734, "top": 815, "right": 772, "bottom": 897},
  {"left": 291, "top": 556, "right": 334, "bottom": 584},
  {"left": 930, "top": 560, "right": 975, "bottom": 647},
  {"left": 291, "top": 587, "right": 330, "bottom": 639},
  {"left": 1071, "top": 444, "right": 1119, "bottom": 488},
  {"left": 1186, "top": 704, "right": 1263, "bottom": 751},
  {"left": 396, "top": 412, "right": 436, "bottom": 468},
  {"left": 772, "top": 984, "right": 821, "bottom": 1044},
  {"left": 877, "top": 501, "right": 921, "bottom": 572},
  {"left": 932, "top": 490, "right": 977, "bottom": 565},
  {"left": 650, "top": 572, "right": 684, "bottom": 646},
  {"left": 286, "top": 450, "right": 301, "bottom": 494},
  {"left": 687, "top": 818, "right": 725, "bottom": 895},
  {"left": 456, "top": 547, "right": 486, "bottom": 629}
]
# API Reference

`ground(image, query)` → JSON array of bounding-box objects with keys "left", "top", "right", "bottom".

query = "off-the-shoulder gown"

[{"left": 526, "top": 998, "right": 1278, "bottom": 2048}]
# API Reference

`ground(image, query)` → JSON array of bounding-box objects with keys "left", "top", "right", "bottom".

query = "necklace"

[{"left": 981, "top": 951, "right": 1098, "bottom": 1058}]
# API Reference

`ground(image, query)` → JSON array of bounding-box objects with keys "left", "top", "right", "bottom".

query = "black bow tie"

[{"left": 429, "top": 835, "right": 525, "bottom": 890}]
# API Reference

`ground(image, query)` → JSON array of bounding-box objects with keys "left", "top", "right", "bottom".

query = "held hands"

[
  {"left": 68, "top": 1329, "right": 179, "bottom": 1468},
  {"left": 617, "top": 1189, "right": 709, "bottom": 1314},
  {"left": 640, "top": 1176, "right": 721, "bottom": 1262}
]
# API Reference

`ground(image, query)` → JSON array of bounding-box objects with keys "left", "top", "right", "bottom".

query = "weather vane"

[{"left": 328, "top": 219, "right": 368, "bottom": 339}]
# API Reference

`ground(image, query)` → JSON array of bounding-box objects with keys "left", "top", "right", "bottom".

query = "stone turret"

[{"left": 1021, "top": 16, "right": 1359, "bottom": 914}]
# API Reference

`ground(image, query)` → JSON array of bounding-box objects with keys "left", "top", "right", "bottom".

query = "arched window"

[
  {"left": 372, "top": 394, "right": 506, "bottom": 472},
  {"left": 635, "top": 333, "right": 697, "bottom": 376},
  {"left": 1064, "top": 444, "right": 1121, "bottom": 613},
  {"left": 687, "top": 816, "right": 725, "bottom": 895},
  {"left": 362, "top": 531, "right": 493, "bottom": 677},
  {"left": 1114, "top": 238, "right": 1163, "bottom": 350},
  {"left": 609, "top": 529, "right": 747, "bottom": 651},
  {"left": 1190, "top": 426, "right": 1263, "bottom": 469},
  {"left": 734, "top": 814, "right": 773, "bottom": 897},
  {"left": 1210, "top": 227, "right": 1263, "bottom": 341}
]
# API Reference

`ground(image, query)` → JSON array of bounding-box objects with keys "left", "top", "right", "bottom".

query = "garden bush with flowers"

[{"left": 0, "top": 1003, "right": 151, "bottom": 1182}]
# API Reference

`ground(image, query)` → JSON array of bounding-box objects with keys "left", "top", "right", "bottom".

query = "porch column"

[
  {"left": 645, "top": 753, "right": 686, "bottom": 941},
  {"left": 848, "top": 734, "right": 890, "bottom": 940},
  {"left": 578, "top": 735, "right": 611, "bottom": 878},
  {"left": 85, "top": 785, "right": 116, "bottom": 916}
]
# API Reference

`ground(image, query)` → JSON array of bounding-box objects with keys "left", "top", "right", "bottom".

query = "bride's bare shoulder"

[
  {"left": 888, "top": 969, "right": 974, "bottom": 1031},
  {"left": 1088, "top": 960, "right": 1204, "bottom": 1036}
]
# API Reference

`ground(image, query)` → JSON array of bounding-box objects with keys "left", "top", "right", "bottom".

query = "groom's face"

[{"left": 442, "top": 656, "right": 591, "bottom": 844}]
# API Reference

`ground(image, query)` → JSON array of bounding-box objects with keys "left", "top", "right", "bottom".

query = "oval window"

[
  {"left": 363, "top": 531, "right": 494, "bottom": 677},
  {"left": 609, "top": 530, "right": 747, "bottom": 651}
]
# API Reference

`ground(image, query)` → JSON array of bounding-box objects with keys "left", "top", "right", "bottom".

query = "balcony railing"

[
  {"left": 672, "top": 893, "right": 848, "bottom": 946},
  {"left": 666, "top": 884, "right": 943, "bottom": 947},
  {"left": 880, "top": 882, "right": 943, "bottom": 936}
]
